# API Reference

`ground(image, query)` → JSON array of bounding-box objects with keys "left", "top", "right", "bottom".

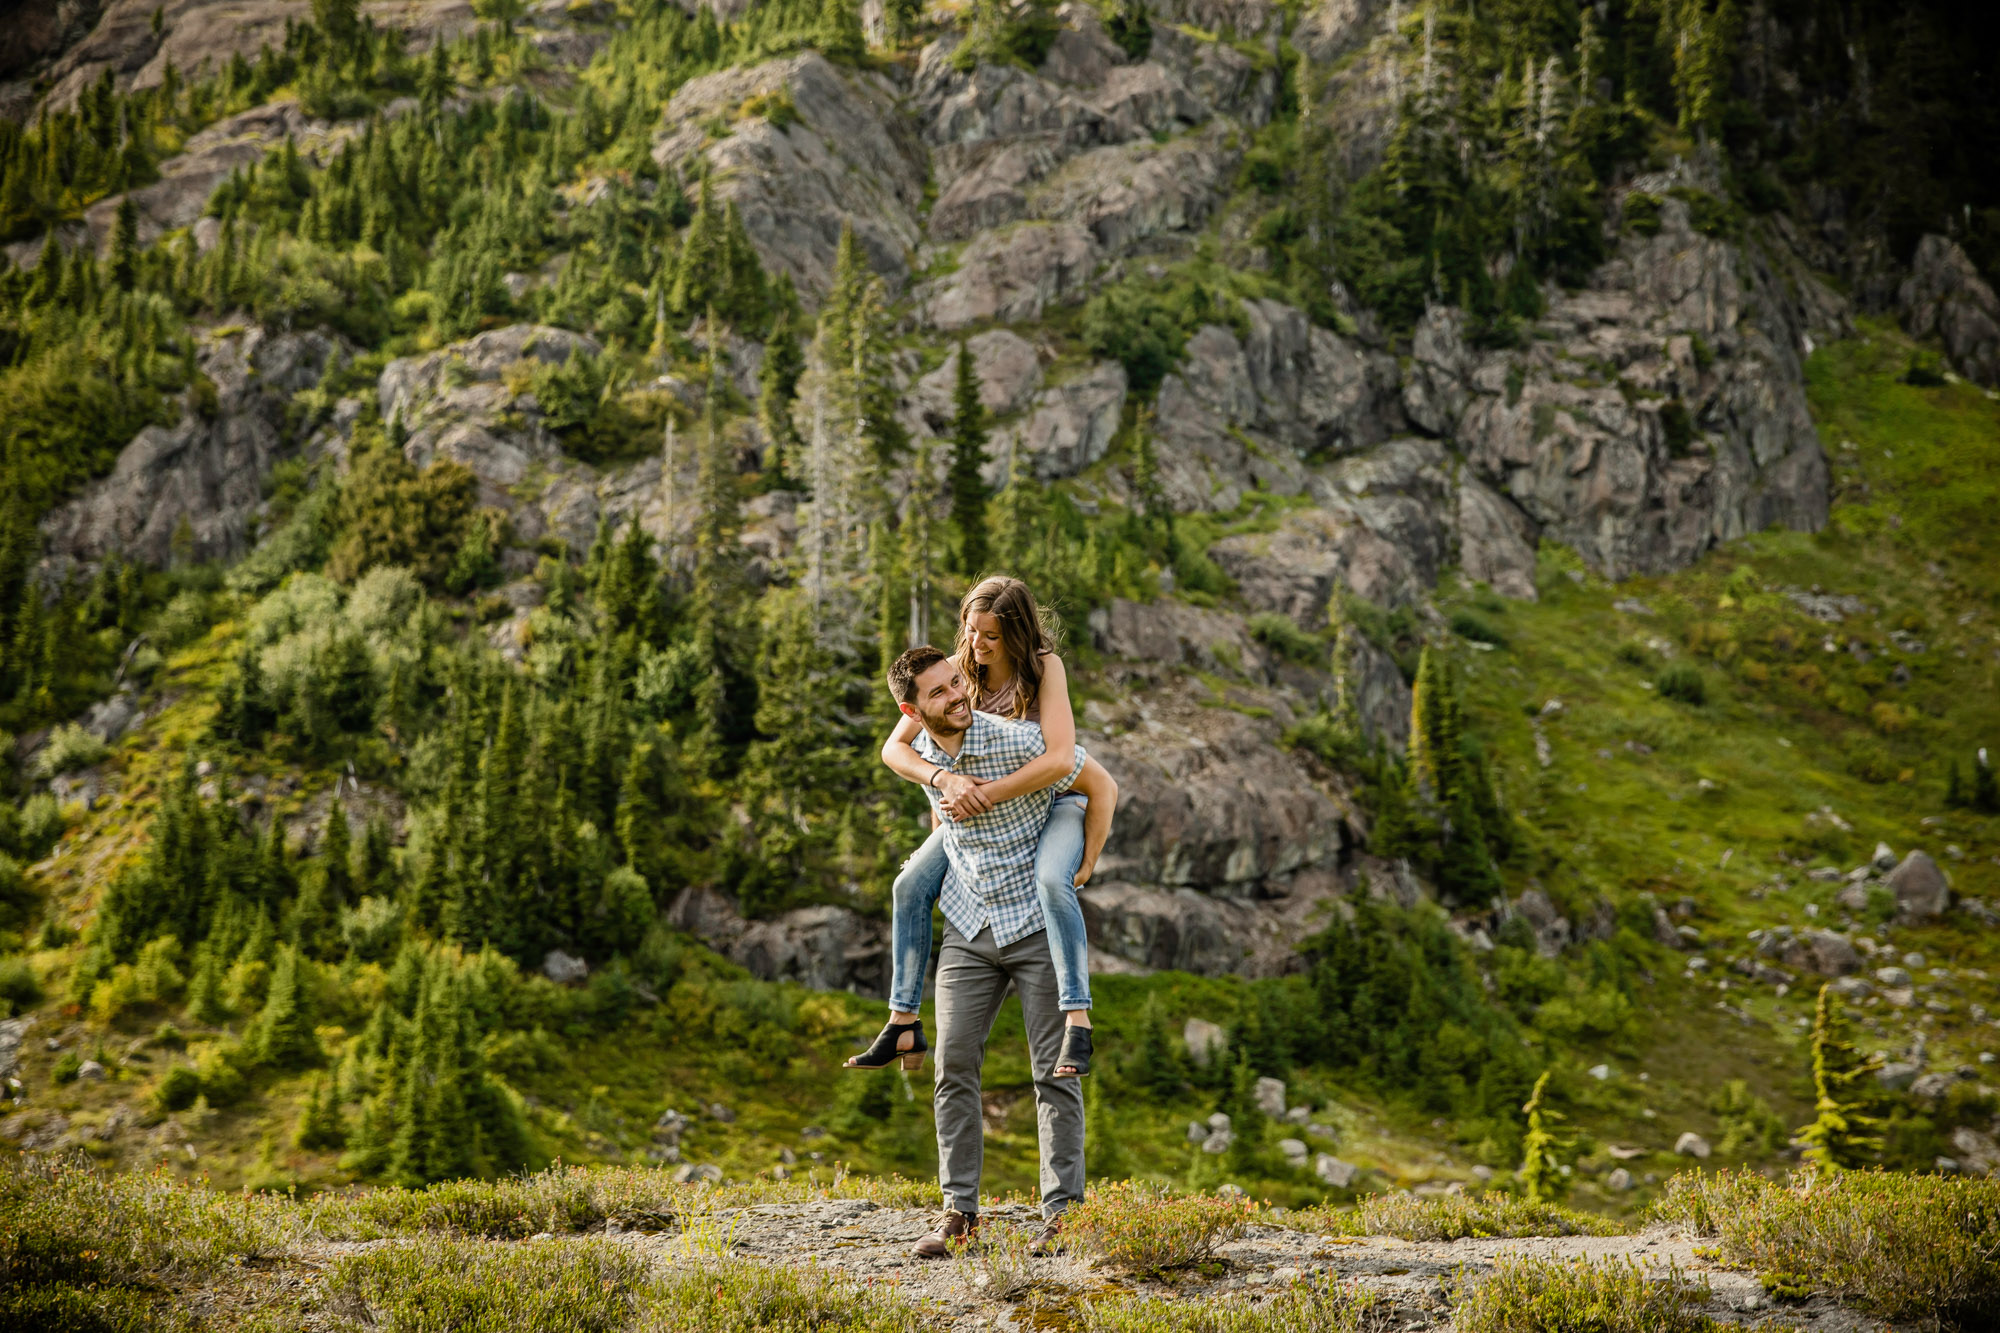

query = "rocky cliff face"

[
  {"left": 40, "top": 326, "right": 339, "bottom": 571},
  {"left": 25, "top": 0, "right": 1874, "bottom": 990}
]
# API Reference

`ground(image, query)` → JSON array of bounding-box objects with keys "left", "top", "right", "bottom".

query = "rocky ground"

[{"left": 259, "top": 1198, "right": 1889, "bottom": 1331}]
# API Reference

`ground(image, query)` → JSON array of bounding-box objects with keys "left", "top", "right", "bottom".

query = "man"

[{"left": 884, "top": 645, "right": 1118, "bottom": 1259}]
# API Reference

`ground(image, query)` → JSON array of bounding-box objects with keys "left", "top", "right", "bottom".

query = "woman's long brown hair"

[{"left": 952, "top": 575, "right": 1059, "bottom": 720}]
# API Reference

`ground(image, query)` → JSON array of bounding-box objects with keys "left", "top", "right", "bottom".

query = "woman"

[{"left": 845, "top": 575, "right": 1105, "bottom": 1078}]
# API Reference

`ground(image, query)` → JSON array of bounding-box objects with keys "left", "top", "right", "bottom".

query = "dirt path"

[{"left": 602, "top": 1201, "right": 1890, "bottom": 1332}]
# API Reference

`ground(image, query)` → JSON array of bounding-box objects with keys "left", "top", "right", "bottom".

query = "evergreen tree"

[
  {"left": 1945, "top": 757, "right": 1966, "bottom": 809},
  {"left": 759, "top": 308, "right": 805, "bottom": 481},
  {"left": 296, "top": 1072, "right": 347, "bottom": 1150},
  {"left": 1129, "top": 991, "right": 1185, "bottom": 1098},
  {"left": 109, "top": 196, "right": 141, "bottom": 290},
  {"left": 883, "top": 0, "right": 923, "bottom": 48},
  {"left": 1796, "top": 985, "right": 1883, "bottom": 1173},
  {"left": 1219, "top": 1052, "right": 1266, "bottom": 1174},
  {"left": 1975, "top": 749, "right": 2000, "bottom": 814},
  {"left": 250, "top": 945, "right": 320, "bottom": 1068},
  {"left": 1516, "top": 1069, "right": 1565, "bottom": 1203},
  {"left": 945, "top": 338, "right": 991, "bottom": 577},
  {"left": 816, "top": 0, "right": 865, "bottom": 61}
]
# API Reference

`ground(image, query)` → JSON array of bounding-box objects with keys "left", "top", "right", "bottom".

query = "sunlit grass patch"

[
  {"left": 315, "top": 1163, "right": 936, "bottom": 1240},
  {"left": 1286, "top": 1191, "right": 1625, "bottom": 1241},
  {"left": 1453, "top": 1255, "right": 1721, "bottom": 1333},
  {"left": 1655, "top": 1169, "right": 2000, "bottom": 1327},
  {"left": 1061, "top": 1181, "right": 1260, "bottom": 1274},
  {"left": 0, "top": 1155, "right": 299, "bottom": 1289},
  {"left": 1078, "top": 1274, "right": 1385, "bottom": 1332},
  {"left": 323, "top": 1236, "right": 644, "bottom": 1332}
]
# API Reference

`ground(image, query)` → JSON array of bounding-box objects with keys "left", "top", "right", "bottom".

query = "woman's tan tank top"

[{"left": 976, "top": 672, "right": 1040, "bottom": 724}]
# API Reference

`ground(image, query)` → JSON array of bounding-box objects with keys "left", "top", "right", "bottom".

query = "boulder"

[
  {"left": 1899, "top": 235, "right": 2000, "bottom": 386},
  {"left": 1279, "top": 1137, "right": 1308, "bottom": 1162},
  {"left": 1874, "top": 966, "right": 1913, "bottom": 989},
  {"left": 1315, "top": 1154, "right": 1359, "bottom": 1188},
  {"left": 1885, "top": 850, "right": 1952, "bottom": 919},
  {"left": 1606, "top": 1167, "right": 1634, "bottom": 1192},
  {"left": 1674, "top": 1132, "right": 1711, "bottom": 1159},
  {"left": 1876, "top": 1062, "right": 1919, "bottom": 1092},
  {"left": 1183, "top": 1018, "right": 1227, "bottom": 1067},
  {"left": 1872, "top": 842, "right": 1898, "bottom": 871},
  {"left": 1950, "top": 1126, "right": 2000, "bottom": 1176},
  {"left": 541, "top": 950, "right": 589, "bottom": 984},
  {"left": 1776, "top": 928, "right": 1861, "bottom": 977},
  {"left": 1201, "top": 1128, "right": 1233, "bottom": 1153},
  {"left": 40, "top": 326, "right": 338, "bottom": 569},
  {"left": 77, "top": 1060, "right": 107, "bottom": 1081},
  {"left": 1186, "top": 1119, "right": 1209, "bottom": 1144},
  {"left": 1511, "top": 889, "right": 1574, "bottom": 959},
  {"left": 1253, "top": 1077, "right": 1286, "bottom": 1119}
]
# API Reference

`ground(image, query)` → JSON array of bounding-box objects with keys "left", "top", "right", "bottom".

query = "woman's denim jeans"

[{"left": 888, "top": 792, "right": 1092, "bottom": 1013}]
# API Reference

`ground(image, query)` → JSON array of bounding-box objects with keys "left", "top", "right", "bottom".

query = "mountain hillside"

[{"left": 1, "top": 0, "right": 1999, "bottom": 1232}]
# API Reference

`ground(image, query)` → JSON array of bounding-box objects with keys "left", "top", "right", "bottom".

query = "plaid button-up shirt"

[{"left": 912, "top": 711, "right": 1086, "bottom": 947}]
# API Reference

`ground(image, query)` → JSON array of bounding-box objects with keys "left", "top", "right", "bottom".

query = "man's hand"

[{"left": 936, "top": 772, "right": 992, "bottom": 819}]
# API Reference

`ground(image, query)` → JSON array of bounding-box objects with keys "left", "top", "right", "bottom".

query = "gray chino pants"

[{"left": 932, "top": 921, "right": 1085, "bottom": 1220}]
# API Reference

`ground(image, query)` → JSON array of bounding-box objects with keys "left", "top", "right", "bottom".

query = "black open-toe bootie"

[
  {"left": 845, "top": 1019, "right": 927, "bottom": 1071},
  {"left": 1053, "top": 1025, "right": 1093, "bottom": 1078}
]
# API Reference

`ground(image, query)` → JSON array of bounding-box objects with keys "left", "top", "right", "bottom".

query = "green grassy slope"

[{"left": 6, "top": 309, "right": 1997, "bottom": 1213}]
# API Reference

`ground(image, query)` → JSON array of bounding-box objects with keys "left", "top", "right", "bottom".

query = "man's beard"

[{"left": 918, "top": 700, "right": 971, "bottom": 739}]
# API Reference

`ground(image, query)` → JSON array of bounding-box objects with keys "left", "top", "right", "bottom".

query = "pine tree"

[
  {"left": 759, "top": 307, "right": 806, "bottom": 481},
  {"left": 1129, "top": 991, "right": 1185, "bottom": 1098},
  {"left": 1796, "top": 985, "right": 1883, "bottom": 1173},
  {"left": 1220, "top": 1052, "right": 1266, "bottom": 1174},
  {"left": 1975, "top": 749, "right": 2000, "bottom": 814},
  {"left": 251, "top": 945, "right": 320, "bottom": 1068},
  {"left": 816, "top": 0, "right": 865, "bottom": 61},
  {"left": 1945, "top": 758, "right": 1966, "bottom": 809},
  {"left": 883, "top": 0, "right": 922, "bottom": 48},
  {"left": 1516, "top": 1069, "right": 1565, "bottom": 1203},
  {"left": 109, "top": 196, "right": 141, "bottom": 290},
  {"left": 945, "top": 338, "right": 991, "bottom": 577},
  {"left": 296, "top": 1072, "right": 347, "bottom": 1150}
]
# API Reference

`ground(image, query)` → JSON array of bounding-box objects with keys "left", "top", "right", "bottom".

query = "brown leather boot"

[
  {"left": 1028, "top": 1215, "right": 1064, "bottom": 1257},
  {"left": 912, "top": 1208, "right": 977, "bottom": 1258}
]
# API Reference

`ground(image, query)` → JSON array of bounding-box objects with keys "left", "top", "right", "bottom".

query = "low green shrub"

[
  {"left": 325, "top": 1236, "right": 644, "bottom": 1333},
  {"left": 1061, "top": 1182, "right": 1259, "bottom": 1275},
  {"left": 1080, "top": 1274, "right": 1383, "bottom": 1332},
  {"left": 1289, "top": 1192, "right": 1623, "bottom": 1242},
  {"left": 322, "top": 1243, "right": 933, "bottom": 1333},
  {"left": 1450, "top": 610, "right": 1508, "bottom": 647},
  {"left": 0, "top": 1155, "right": 298, "bottom": 1291},
  {"left": 1655, "top": 665, "right": 1706, "bottom": 705},
  {"left": 32, "top": 724, "right": 109, "bottom": 779},
  {"left": 1453, "top": 1256, "right": 1721, "bottom": 1333},
  {"left": 0, "top": 954, "right": 41, "bottom": 1014},
  {"left": 1654, "top": 1169, "right": 2000, "bottom": 1328},
  {"left": 1249, "top": 612, "right": 1323, "bottom": 665}
]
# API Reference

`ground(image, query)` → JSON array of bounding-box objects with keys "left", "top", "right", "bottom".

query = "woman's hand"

[
  {"left": 1073, "top": 855, "right": 1098, "bottom": 889},
  {"left": 936, "top": 772, "right": 992, "bottom": 819}
]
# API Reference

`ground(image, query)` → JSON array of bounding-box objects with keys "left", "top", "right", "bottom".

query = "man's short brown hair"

[{"left": 887, "top": 644, "right": 948, "bottom": 705}]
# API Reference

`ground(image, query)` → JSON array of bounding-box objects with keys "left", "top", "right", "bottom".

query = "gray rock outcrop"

[
  {"left": 667, "top": 887, "right": 888, "bottom": 997},
  {"left": 1899, "top": 235, "right": 2000, "bottom": 386},
  {"left": 41, "top": 326, "right": 339, "bottom": 569},
  {"left": 651, "top": 53, "right": 928, "bottom": 301},
  {"left": 1407, "top": 188, "right": 1836, "bottom": 578}
]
